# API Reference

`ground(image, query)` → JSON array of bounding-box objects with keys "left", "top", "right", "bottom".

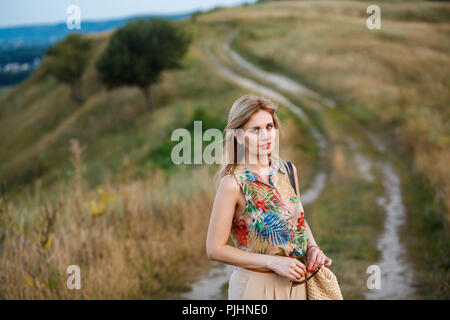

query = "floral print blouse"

[{"left": 225, "top": 156, "right": 309, "bottom": 260}]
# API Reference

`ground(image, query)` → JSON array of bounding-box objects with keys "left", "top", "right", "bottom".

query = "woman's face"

[{"left": 238, "top": 110, "right": 277, "bottom": 164}]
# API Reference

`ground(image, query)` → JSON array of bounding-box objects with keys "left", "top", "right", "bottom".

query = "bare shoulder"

[
  {"left": 214, "top": 174, "right": 240, "bottom": 210},
  {"left": 218, "top": 174, "right": 240, "bottom": 194}
]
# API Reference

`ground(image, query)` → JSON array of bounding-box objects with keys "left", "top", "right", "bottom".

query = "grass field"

[{"left": 0, "top": 0, "right": 448, "bottom": 299}]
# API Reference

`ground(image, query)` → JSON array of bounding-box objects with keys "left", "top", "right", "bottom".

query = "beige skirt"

[{"left": 228, "top": 266, "right": 306, "bottom": 300}]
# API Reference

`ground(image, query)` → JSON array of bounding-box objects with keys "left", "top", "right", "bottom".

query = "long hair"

[{"left": 214, "top": 94, "right": 283, "bottom": 189}]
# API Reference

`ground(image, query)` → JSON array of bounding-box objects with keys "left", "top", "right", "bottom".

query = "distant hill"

[
  {"left": 0, "top": 12, "right": 192, "bottom": 86},
  {"left": 0, "top": 12, "right": 192, "bottom": 50}
]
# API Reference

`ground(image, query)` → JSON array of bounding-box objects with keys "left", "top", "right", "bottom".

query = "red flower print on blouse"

[
  {"left": 254, "top": 198, "right": 268, "bottom": 213},
  {"left": 297, "top": 211, "right": 305, "bottom": 229},
  {"left": 232, "top": 217, "right": 250, "bottom": 247}
]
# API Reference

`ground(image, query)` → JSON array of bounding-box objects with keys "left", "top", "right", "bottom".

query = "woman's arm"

[
  {"left": 303, "top": 220, "right": 317, "bottom": 247},
  {"left": 206, "top": 174, "right": 275, "bottom": 269}
]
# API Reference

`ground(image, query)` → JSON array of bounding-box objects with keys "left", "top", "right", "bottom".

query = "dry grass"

[
  {"left": 2, "top": 0, "right": 447, "bottom": 299},
  {"left": 0, "top": 108, "right": 311, "bottom": 299},
  {"left": 0, "top": 138, "right": 218, "bottom": 298}
]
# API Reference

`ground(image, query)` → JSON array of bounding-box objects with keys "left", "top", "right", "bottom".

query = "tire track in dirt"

[
  {"left": 361, "top": 134, "right": 417, "bottom": 300},
  {"left": 224, "top": 32, "right": 418, "bottom": 299},
  {"left": 223, "top": 30, "right": 336, "bottom": 110},
  {"left": 180, "top": 28, "right": 418, "bottom": 300}
]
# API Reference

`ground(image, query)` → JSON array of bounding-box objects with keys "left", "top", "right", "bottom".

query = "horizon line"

[{"left": 0, "top": 9, "right": 199, "bottom": 30}]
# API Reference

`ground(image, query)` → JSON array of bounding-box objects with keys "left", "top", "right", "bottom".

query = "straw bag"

[
  {"left": 304, "top": 265, "right": 344, "bottom": 300},
  {"left": 284, "top": 160, "right": 344, "bottom": 300}
]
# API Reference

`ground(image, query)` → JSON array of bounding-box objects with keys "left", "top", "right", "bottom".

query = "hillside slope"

[{"left": 0, "top": 0, "right": 448, "bottom": 299}]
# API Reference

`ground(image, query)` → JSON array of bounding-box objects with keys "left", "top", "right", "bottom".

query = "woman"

[{"left": 206, "top": 94, "right": 332, "bottom": 300}]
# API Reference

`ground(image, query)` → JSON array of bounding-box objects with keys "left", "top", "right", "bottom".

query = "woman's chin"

[
  {"left": 257, "top": 149, "right": 271, "bottom": 156},
  {"left": 263, "top": 146, "right": 273, "bottom": 154}
]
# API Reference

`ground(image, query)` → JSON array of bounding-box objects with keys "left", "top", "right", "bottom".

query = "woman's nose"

[{"left": 259, "top": 129, "right": 268, "bottom": 139}]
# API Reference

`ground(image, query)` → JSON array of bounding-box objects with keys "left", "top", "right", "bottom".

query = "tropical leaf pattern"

[
  {"left": 228, "top": 156, "right": 309, "bottom": 258},
  {"left": 254, "top": 211, "right": 291, "bottom": 246}
]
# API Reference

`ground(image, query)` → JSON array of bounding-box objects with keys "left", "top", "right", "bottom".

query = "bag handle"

[
  {"left": 283, "top": 160, "right": 297, "bottom": 196},
  {"left": 291, "top": 266, "right": 321, "bottom": 286},
  {"left": 284, "top": 160, "right": 320, "bottom": 285}
]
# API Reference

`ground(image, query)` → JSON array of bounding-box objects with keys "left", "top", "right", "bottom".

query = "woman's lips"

[{"left": 260, "top": 142, "right": 271, "bottom": 150}]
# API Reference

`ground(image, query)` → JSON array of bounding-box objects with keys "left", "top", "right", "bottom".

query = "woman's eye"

[{"left": 267, "top": 124, "right": 273, "bottom": 129}]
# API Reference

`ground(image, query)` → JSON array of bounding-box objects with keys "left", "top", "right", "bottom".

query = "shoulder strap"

[{"left": 283, "top": 160, "right": 297, "bottom": 196}]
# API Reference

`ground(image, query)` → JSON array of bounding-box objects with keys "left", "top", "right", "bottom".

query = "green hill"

[
  {"left": 0, "top": 28, "right": 236, "bottom": 196},
  {"left": 0, "top": 0, "right": 448, "bottom": 299}
]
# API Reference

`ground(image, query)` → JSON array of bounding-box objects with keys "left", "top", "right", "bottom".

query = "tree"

[
  {"left": 45, "top": 33, "right": 94, "bottom": 104},
  {"left": 95, "top": 18, "right": 192, "bottom": 112}
]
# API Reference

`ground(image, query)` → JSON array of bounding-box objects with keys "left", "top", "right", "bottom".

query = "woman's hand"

[
  {"left": 267, "top": 256, "right": 307, "bottom": 282},
  {"left": 306, "top": 247, "right": 332, "bottom": 272}
]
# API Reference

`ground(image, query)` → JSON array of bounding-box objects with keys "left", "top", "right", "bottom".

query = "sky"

[{"left": 0, "top": 0, "right": 257, "bottom": 28}]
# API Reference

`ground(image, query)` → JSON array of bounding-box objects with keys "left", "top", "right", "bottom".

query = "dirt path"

[
  {"left": 180, "top": 29, "right": 417, "bottom": 300},
  {"left": 224, "top": 33, "right": 418, "bottom": 299},
  {"left": 346, "top": 136, "right": 375, "bottom": 183},
  {"left": 223, "top": 30, "right": 336, "bottom": 110},
  {"left": 347, "top": 134, "right": 417, "bottom": 299},
  {"left": 362, "top": 136, "right": 417, "bottom": 299}
]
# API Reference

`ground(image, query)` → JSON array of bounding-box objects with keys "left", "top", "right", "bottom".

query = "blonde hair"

[{"left": 214, "top": 94, "right": 283, "bottom": 189}]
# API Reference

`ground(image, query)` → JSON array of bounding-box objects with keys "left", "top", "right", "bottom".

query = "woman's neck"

[{"left": 245, "top": 156, "right": 271, "bottom": 176}]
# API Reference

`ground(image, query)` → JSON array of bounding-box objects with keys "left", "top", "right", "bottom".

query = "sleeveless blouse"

[{"left": 225, "top": 156, "right": 309, "bottom": 259}]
